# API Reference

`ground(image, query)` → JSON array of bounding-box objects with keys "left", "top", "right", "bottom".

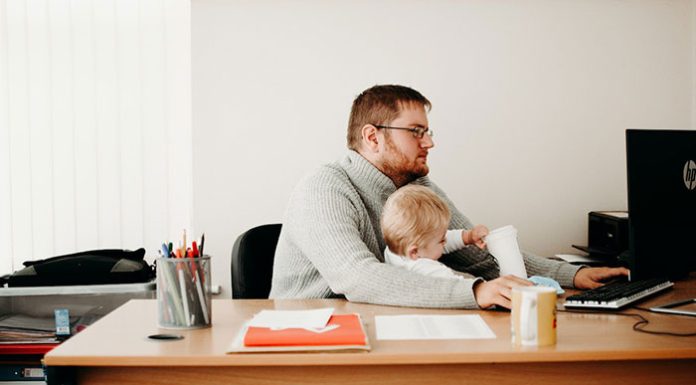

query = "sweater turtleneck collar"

[{"left": 342, "top": 150, "right": 397, "bottom": 197}]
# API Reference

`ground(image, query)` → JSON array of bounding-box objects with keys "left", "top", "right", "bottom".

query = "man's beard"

[{"left": 381, "top": 136, "right": 429, "bottom": 187}]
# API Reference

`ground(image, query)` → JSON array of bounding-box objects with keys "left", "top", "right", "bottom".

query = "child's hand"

[{"left": 464, "top": 225, "right": 489, "bottom": 249}]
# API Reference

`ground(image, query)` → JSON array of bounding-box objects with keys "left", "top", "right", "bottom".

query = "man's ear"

[
  {"left": 361, "top": 124, "right": 380, "bottom": 153},
  {"left": 407, "top": 245, "right": 419, "bottom": 260}
]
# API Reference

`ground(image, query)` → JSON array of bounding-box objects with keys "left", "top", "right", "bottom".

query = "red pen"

[
  {"left": 186, "top": 247, "right": 198, "bottom": 283},
  {"left": 192, "top": 241, "right": 199, "bottom": 258}
]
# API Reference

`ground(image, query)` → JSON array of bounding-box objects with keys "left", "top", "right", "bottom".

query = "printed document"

[{"left": 375, "top": 314, "right": 496, "bottom": 340}]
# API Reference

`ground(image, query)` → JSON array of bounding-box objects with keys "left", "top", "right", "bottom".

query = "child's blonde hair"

[{"left": 381, "top": 185, "right": 450, "bottom": 256}]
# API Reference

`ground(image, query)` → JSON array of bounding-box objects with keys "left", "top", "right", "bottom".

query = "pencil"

[
  {"left": 177, "top": 262, "right": 192, "bottom": 327},
  {"left": 194, "top": 269, "right": 210, "bottom": 324}
]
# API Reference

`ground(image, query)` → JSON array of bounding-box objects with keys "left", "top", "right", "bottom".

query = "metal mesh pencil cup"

[{"left": 156, "top": 256, "right": 212, "bottom": 329}]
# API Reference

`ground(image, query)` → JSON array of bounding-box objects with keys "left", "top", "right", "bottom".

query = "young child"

[{"left": 380, "top": 185, "right": 489, "bottom": 280}]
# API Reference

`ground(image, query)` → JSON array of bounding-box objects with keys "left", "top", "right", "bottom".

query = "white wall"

[{"left": 192, "top": 0, "right": 695, "bottom": 297}]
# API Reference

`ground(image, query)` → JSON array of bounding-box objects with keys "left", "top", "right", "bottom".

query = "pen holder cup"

[{"left": 156, "top": 256, "right": 212, "bottom": 329}]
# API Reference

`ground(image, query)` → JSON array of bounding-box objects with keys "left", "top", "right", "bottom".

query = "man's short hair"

[
  {"left": 347, "top": 84, "right": 431, "bottom": 151},
  {"left": 381, "top": 185, "right": 450, "bottom": 256}
]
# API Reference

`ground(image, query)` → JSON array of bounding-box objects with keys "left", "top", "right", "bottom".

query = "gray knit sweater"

[{"left": 269, "top": 151, "right": 581, "bottom": 308}]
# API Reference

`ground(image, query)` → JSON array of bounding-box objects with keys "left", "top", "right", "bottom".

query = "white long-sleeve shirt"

[{"left": 384, "top": 230, "right": 467, "bottom": 280}]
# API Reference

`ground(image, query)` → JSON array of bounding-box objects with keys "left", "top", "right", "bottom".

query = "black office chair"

[{"left": 230, "top": 223, "right": 282, "bottom": 299}]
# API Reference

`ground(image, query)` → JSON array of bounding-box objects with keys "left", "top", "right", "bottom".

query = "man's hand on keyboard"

[{"left": 573, "top": 267, "right": 630, "bottom": 290}]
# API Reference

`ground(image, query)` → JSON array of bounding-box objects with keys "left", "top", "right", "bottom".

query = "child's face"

[{"left": 410, "top": 227, "right": 447, "bottom": 261}]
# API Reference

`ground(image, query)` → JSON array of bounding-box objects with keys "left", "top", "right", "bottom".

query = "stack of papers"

[
  {"left": 227, "top": 308, "right": 370, "bottom": 353},
  {"left": 0, "top": 315, "right": 62, "bottom": 344},
  {"left": 247, "top": 308, "right": 334, "bottom": 330}
]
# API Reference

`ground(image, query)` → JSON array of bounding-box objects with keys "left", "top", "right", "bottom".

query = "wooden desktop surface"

[{"left": 44, "top": 277, "right": 696, "bottom": 385}]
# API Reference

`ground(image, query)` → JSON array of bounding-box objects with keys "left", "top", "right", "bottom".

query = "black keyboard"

[{"left": 564, "top": 278, "right": 674, "bottom": 309}]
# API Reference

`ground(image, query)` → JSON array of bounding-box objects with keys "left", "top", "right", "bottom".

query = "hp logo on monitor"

[{"left": 685, "top": 160, "right": 696, "bottom": 190}]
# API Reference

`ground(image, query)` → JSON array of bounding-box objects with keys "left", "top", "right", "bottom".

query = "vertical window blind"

[{"left": 0, "top": 0, "right": 192, "bottom": 275}]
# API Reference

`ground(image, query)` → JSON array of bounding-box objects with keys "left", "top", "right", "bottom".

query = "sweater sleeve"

[
  {"left": 282, "top": 170, "right": 482, "bottom": 308},
  {"left": 521, "top": 250, "right": 582, "bottom": 288}
]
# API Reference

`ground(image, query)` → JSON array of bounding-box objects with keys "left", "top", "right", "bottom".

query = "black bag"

[{"left": 3, "top": 248, "right": 155, "bottom": 287}]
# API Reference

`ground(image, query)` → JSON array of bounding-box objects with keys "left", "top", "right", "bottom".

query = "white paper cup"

[{"left": 485, "top": 225, "right": 528, "bottom": 278}]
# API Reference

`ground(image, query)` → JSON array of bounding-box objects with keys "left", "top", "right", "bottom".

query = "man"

[{"left": 269, "top": 84, "right": 628, "bottom": 309}]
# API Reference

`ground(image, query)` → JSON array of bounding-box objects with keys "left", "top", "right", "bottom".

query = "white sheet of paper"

[
  {"left": 247, "top": 308, "right": 334, "bottom": 329},
  {"left": 597, "top": 211, "right": 628, "bottom": 219},
  {"left": 375, "top": 314, "right": 496, "bottom": 340},
  {"left": 555, "top": 253, "right": 607, "bottom": 263}
]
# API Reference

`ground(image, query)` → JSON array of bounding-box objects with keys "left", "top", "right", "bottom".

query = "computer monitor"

[{"left": 626, "top": 129, "right": 696, "bottom": 280}]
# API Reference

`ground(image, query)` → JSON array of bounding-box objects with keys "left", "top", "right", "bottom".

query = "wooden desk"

[{"left": 44, "top": 279, "right": 696, "bottom": 385}]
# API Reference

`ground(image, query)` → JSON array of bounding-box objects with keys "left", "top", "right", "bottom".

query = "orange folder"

[{"left": 244, "top": 314, "right": 367, "bottom": 347}]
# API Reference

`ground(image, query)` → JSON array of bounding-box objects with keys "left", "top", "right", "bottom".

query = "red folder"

[
  {"left": 0, "top": 343, "right": 57, "bottom": 355},
  {"left": 243, "top": 314, "right": 368, "bottom": 348}
]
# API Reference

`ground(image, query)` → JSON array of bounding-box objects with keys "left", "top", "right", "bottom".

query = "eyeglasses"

[{"left": 374, "top": 125, "right": 434, "bottom": 139}]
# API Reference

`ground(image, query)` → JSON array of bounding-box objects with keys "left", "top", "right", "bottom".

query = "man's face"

[{"left": 378, "top": 103, "right": 434, "bottom": 184}]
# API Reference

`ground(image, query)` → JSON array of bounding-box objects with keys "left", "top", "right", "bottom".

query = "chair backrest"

[{"left": 230, "top": 223, "right": 282, "bottom": 299}]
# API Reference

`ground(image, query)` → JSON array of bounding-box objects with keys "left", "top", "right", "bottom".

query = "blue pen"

[{"left": 161, "top": 243, "right": 170, "bottom": 258}]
